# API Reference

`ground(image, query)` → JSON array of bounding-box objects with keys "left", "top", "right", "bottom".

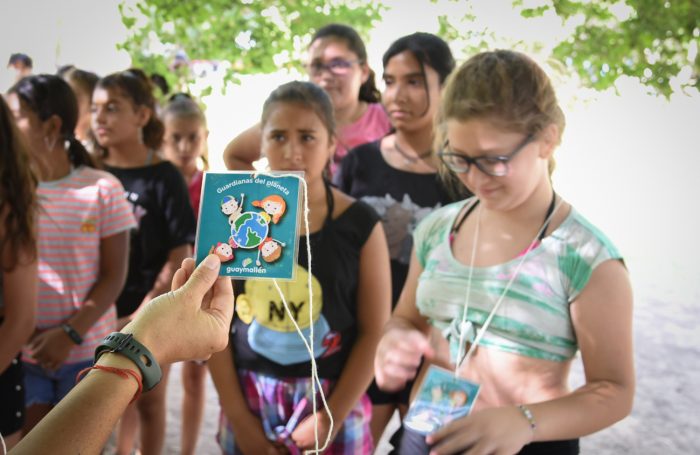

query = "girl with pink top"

[
  {"left": 7, "top": 75, "right": 135, "bottom": 435},
  {"left": 223, "top": 23, "right": 391, "bottom": 176}
]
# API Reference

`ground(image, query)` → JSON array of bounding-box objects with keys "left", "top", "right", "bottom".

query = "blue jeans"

[{"left": 23, "top": 360, "right": 93, "bottom": 406}]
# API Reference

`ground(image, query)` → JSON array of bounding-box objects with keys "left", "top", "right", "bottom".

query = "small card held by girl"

[
  {"left": 403, "top": 364, "right": 481, "bottom": 435},
  {"left": 195, "top": 171, "right": 302, "bottom": 280}
]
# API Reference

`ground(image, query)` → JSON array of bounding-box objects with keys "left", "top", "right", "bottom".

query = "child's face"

[
  {"left": 450, "top": 390, "right": 467, "bottom": 407},
  {"left": 163, "top": 115, "right": 206, "bottom": 172},
  {"left": 262, "top": 103, "right": 335, "bottom": 184},
  {"left": 91, "top": 87, "right": 149, "bottom": 149},
  {"left": 445, "top": 118, "right": 548, "bottom": 212},
  {"left": 382, "top": 50, "right": 442, "bottom": 133},
  {"left": 306, "top": 37, "right": 368, "bottom": 113},
  {"left": 261, "top": 240, "right": 279, "bottom": 258},
  {"left": 215, "top": 243, "right": 233, "bottom": 259},
  {"left": 221, "top": 199, "right": 239, "bottom": 215},
  {"left": 264, "top": 200, "right": 283, "bottom": 215}
]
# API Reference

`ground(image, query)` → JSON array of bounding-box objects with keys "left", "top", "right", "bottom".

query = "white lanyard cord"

[
  {"left": 454, "top": 196, "right": 565, "bottom": 376},
  {"left": 253, "top": 171, "right": 334, "bottom": 453}
]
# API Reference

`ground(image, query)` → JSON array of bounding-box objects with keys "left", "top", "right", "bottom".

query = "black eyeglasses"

[
  {"left": 305, "top": 59, "right": 360, "bottom": 77},
  {"left": 438, "top": 134, "right": 534, "bottom": 176}
]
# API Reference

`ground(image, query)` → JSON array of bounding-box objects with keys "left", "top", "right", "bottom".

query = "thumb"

[{"left": 178, "top": 254, "right": 221, "bottom": 301}]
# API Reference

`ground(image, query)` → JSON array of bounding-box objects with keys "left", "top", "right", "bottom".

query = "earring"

[
  {"left": 43, "top": 135, "right": 57, "bottom": 151},
  {"left": 138, "top": 127, "right": 144, "bottom": 144}
]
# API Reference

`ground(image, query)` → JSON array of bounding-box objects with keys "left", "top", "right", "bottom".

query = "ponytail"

[
  {"left": 358, "top": 68, "right": 381, "bottom": 103},
  {"left": 65, "top": 135, "right": 95, "bottom": 168}
]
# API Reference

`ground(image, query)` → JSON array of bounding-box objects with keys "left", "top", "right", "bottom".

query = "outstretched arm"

[{"left": 11, "top": 255, "right": 233, "bottom": 455}]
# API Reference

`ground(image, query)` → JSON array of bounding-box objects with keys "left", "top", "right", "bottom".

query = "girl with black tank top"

[
  {"left": 333, "top": 33, "right": 461, "bottom": 446},
  {"left": 208, "top": 81, "right": 391, "bottom": 454},
  {"left": 92, "top": 69, "right": 195, "bottom": 455}
]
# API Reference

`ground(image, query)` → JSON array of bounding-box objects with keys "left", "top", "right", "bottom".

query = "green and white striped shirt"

[{"left": 414, "top": 199, "right": 622, "bottom": 362}]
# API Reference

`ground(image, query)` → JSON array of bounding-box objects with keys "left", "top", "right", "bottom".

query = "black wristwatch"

[
  {"left": 95, "top": 332, "right": 162, "bottom": 391},
  {"left": 61, "top": 323, "right": 83, "bottom": 345}
]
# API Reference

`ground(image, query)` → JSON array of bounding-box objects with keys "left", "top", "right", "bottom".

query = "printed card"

[
  {"left": 194, "top": 171, "right": 302, "bottom": 280},
  {"left": 403, "top": 364, "right": 481, "bottom": 435}
]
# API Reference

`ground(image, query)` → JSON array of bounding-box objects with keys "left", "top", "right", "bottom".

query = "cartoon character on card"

[
  {"left": 221, "top": 194, "right": 245, "bottom": 225},
  {"left": 210, "top": 238, "right": 237, "bottom": 262},
  {"left": 252, "top": 194, "right": 286, "bottom": 224},
  {"left": 256, "top": 237, "right": 285, "bottom": 266},
  {"left": 235, "top": 264, "right": 334, "bottom": 364}
]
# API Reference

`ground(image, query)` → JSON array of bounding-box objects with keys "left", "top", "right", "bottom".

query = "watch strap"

[
  {"left": 61, "top": 323, "right": 83, "bottom": 345},
  {"left": 95, "top": 332, "right": 162, "bottom": 391}
]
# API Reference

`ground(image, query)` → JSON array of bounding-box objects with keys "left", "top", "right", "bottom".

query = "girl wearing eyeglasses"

[
  {"left": 223, "top": 23, "right": 391, "bottom": 177},
  {"left": 374, "top": 50, "right": 634, "bottom": 454},
  {"left": 333, "top": 32, "right": 460, "bottom": 447}
]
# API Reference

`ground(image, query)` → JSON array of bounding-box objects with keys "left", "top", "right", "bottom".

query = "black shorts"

[
  {"left": 396, "top": 425, "right": 580, "bottom": 454},
  {"left": 0, "top": 353, "right": 26, "bottom": 435}
]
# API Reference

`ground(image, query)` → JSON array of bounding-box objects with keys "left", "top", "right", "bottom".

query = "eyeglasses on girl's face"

[
  {"left": 305, "top": 58, "right": 360, "bottom": 77},
  {"left": 438, "top": 134, "right": 534, "bottom": 177}
]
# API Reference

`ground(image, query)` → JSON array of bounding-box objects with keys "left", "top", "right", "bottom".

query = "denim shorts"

[{"left": 23, "top": 359, "right": 93, "bottom": 407}]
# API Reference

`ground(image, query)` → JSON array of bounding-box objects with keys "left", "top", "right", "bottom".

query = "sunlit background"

[{"left": 2, "top": 0, "right": 698, "bottom": 453}]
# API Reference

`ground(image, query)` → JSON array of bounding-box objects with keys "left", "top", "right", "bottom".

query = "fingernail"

[{"left": 203, "top": 254, "right": 219, "bottom": 270}]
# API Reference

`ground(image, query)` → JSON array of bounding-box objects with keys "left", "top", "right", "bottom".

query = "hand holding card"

[
  {"left": 404, "top": 365, "right": 480, "bottom": 436},
  {"left": 194, "top": 171, "right": 302, "bottom": 280}
]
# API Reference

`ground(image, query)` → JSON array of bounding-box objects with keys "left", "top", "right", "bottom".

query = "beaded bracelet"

[{"left": 518, "top": 404, "right": 537, "bottom": 432}]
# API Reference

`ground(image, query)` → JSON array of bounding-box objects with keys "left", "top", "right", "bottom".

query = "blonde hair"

[{"left": 435, "top": 50, "right": 565, "bottom": 187}]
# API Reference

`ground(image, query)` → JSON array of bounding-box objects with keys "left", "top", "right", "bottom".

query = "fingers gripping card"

[
  {"left": 403, "top": 365, "right": 481, "bottom": 435},
  {"left": 195, "top": 171, "right": 302, "bottom": 280}
]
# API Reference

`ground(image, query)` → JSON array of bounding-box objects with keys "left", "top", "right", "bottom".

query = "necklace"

[
  {"left": 394, "top": 138, "right": 433, "bottom": 164},
  {"left": 450, "top": 192, "right": 557, "bottom": 245}
]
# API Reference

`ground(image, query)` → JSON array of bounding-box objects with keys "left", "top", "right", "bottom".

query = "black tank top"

[{"left": 232, "top": 181, "right": 380, "bottom": 379}]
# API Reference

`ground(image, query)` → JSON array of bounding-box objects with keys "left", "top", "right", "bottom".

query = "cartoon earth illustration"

[{"left": 230, "top": 211, "right": 269, "bottom": 248}]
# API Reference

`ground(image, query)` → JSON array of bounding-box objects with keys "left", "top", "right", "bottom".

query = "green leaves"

[
  {"left": 532, "top": 0, "right": 699, "bottom": 97},
  {"left": 118, "top": 0, "right": 698, "bottom": 97},
  {"left": 118, "top": 0, "right": 384, "bottom": 95}
]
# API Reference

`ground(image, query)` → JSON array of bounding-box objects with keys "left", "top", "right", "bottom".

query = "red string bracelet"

[{"left": 76, "top": 365, "right": 143, "bottom": 403}]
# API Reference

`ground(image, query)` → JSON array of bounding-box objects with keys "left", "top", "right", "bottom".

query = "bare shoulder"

[{"left": 330, "top": 187, "right": 355, "bottom": 219}]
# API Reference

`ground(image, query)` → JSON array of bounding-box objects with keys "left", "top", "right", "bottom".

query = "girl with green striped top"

[{"left": 374, "top": 50, "right": 634, "bottom": 454}]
